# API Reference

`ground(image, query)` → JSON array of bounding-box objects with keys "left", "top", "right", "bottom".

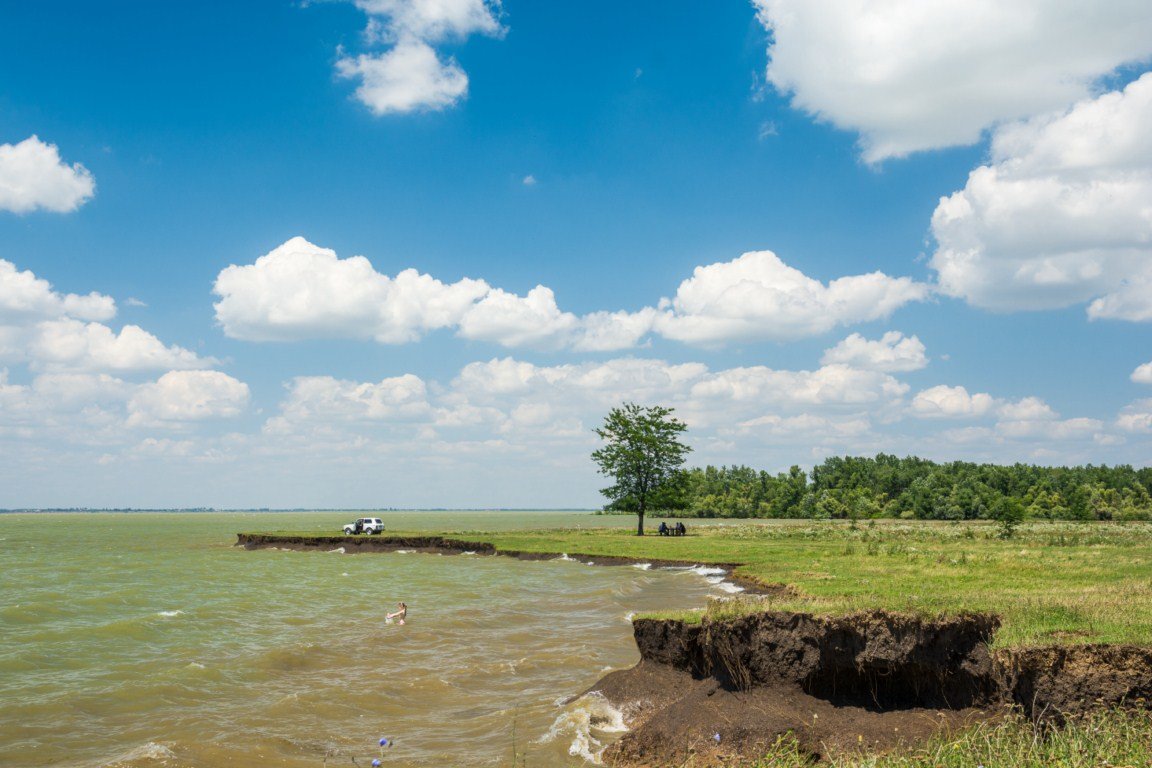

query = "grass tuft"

[{"left": 747, "top": 709, "right": 1152, "bottom": 767}]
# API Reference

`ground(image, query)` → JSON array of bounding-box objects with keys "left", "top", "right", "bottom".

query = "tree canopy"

[
  {"left": 609, "top": 453, "right": 1152, "bottom": 522},
  {"left": 591, "top": 403, "right": 691, "bottom": 535}
]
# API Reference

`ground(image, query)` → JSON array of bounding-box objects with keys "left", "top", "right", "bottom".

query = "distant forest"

[{"left": 607, "top": 454, "right": 1152, "bottom": 521}]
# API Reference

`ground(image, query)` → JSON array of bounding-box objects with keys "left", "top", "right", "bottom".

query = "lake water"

[{"left": 0, "top": 512, "right": 732, "bottom": 768}]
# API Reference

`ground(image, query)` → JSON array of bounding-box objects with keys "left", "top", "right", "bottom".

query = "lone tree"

[{"left": 592, "top": 402, "right": 691, "bottom": 536}]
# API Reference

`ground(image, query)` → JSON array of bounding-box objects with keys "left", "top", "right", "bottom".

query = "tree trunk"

[{"left": 636, "top": 500, "right": 645, "bottom": 536}]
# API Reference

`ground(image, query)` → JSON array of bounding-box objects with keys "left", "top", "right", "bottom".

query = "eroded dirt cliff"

[{"left": 592, "top": 611, "right": 1152, "bottom": 766}]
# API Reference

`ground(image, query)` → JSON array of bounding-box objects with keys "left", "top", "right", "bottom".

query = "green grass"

[
  {"left": 246, "top": 519, "right": 1152, "bottom": 647},
  {"left": 747, "top": 709, "right": 1152, "bottom": 767}
]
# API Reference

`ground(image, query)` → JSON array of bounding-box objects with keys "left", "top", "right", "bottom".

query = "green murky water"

[{"left": 0, "top": 512, "right": 729, "bottom": 767}]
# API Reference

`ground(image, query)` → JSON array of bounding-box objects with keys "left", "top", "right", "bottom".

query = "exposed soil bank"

[{"left": 590, "top": 612, "right": 1152, "bottom": 766}]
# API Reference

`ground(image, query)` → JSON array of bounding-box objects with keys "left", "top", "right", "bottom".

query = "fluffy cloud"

[
  {"left": 0, "top": 258, "right": 213, "bottom": 376},
  {"left": 689, "top": 363, "right": 908, "bottom": 409},
  {"left": 1133, "top": 362, "right": 1152, "bottom": 384},
  {"left": 0, "top": 259, "right": 114, "bottom": 322},
  {"left": 1118, "top": 400, "right": 1152, "bottom": 433},
  {"left": 997, "top": 415, "right": 1102, "bottom": 441},
  {"left": 0, "top": 367, "right": 250, "bottom": 449},
  {"left": 336, "top": 40, "right": 468, "bottom": 115},
  {"left": 127, "top": 371, "right": 250, "bottom": 427},
  {"left": 271, "top": 373, "right": 431, "bottom": 428},
  {"left": 910, "top": 385, "right": 1070, "bottom": 423},
  {"left": 821, "top": 331, "right": 928, "bottom": 372},
  {"left": 996, "top": 396, "right": 1057, "bottom": 422},
  {"left": 931, "top": 72, "right": 1152, "bottom": 317},
  {"left": 910, "top": 385, "right": 997, "bottom": 419},
  {"left": 266, "top": 356, "right": 909, "bottom": 452},
  {"left": 754, "top": 1, "right": 1152, "bottom": 162},
  {"left": 5, "top": 348, "right": 1136, "bottom": 504},
  {"left": 0, "top": 260, "right": 247, "bottom": 462},
  {"left": 655, "top": 251, "right": 929, "bottom": 343},
  {"left": 216, "top": 238, "right": 927, "bottom": 350},
  {"left": 26, "top": 319, "right": 209, "bottom": 373},
  {"left": 0, "top": 136, "right": 95, "bottom": 214},
  {"left": 909, "top": 385, "right": 1109, "bottom": 446},
  {"left": 258, "top": 355, "right": 1134, "bottom": 486},
  {"left": 457, "top": 286, "right": 580, "bottom": 349},
  {"left": 356, "top": 0, "right": 500, "bottom": 41},
  {"left": 213, "top": 237, "right": 489, "bottom": 343},
  {"left": 336, "top": 0, "right": 501, "bottom": 115}
]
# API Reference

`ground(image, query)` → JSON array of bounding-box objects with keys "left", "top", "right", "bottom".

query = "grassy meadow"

[
  {"left": 746, "top": 709, "right": 1152, "bottom": 768},
  {"left": 258, "top": 518, "right": 1152, "bottom": 648}
]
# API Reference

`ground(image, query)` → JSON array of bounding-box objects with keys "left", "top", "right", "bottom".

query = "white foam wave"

[
  {"left": 328, "top": 547, "right": 346, "bottom": 554},
  {"left": 156, "top": 610, "right": 183, "bottom": 618},
  {"left": 624, "top": 612, "right": 636, "bottom": 623},
  {"left": 102, "top": 741, "right": 176, "bottom": 766},
  {"left": 715, "top": 582, "right": 745, "bottom": 594},
  {"left": 463, "top": 550, "right": 476, "bottom": 555},
  {"left": 555, "top": 553, "right": 576, "bottom": 561},
  {"left": 692, "top": 566, "right": 727, "bottom": 576},
  {"left": 395, "top": 549, "right": 413, "bottom": 554},
  {"left": 632, "top": 563, "right": 652, "bottom": 570},
  {"left": 538, "top": 691, "right": 628, "bottom": 764},
  {"left": 186, "top": 661, "right": 205, "bottom": 669}
]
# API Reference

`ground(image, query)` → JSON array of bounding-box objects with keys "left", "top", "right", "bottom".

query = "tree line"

[{"left": 604, "top": 453, "right": 1152, "bottom": 521}]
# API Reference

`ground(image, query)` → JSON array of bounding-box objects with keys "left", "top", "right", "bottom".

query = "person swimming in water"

[{"left": 386, "top": 602, "right": 407, "bottom": 625}]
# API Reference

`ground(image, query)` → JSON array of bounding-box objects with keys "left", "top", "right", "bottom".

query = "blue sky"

[{"left": 1, "top": 0, "right": 1151, "bottom": 508}]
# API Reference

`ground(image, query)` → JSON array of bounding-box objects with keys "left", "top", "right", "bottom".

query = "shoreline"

[
  {"left": 237, "top": 532, "right": 1152, "bottom": 766},
  {"left": 234, "top": 532, "right": 787, "bottom": 595}
]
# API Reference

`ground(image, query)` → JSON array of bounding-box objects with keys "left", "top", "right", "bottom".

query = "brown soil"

[
  {"left": 1000, "top": 644, "right": 1152, "bottom": 722},
  {"left": 588, "top": 612, "right": 1152, "bottom": 767},
  {"left": 593, "top": 661, "right": 992, "bottom": 766}
]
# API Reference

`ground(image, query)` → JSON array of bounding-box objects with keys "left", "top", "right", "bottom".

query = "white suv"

[{"left": 343, "top": 517, "right": 384, "bottom": 535}]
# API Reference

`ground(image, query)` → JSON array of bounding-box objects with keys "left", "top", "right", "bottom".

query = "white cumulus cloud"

[
  {"left": 0, "top": 259, "right": 211, "bottom": 375},
  {"left": 27, "top": 319, "right": 210, "bottom": 373},
  {"left": 336, "top": 0, "right": 502, "bottom": 115},
  {"left": 996, "top": 396, "right": 1057, "bottom": 422},
  {"left": 457, "top": 286, "right": 580, "bottom": 349},
  {"left": 356, "top": 0, "right": 500, "bottom": 40},
  {"left": 654, "top": 251, "right": 929, "bottom": 343},
  {"left": 931, "top": 72, "right": 1152, "bottom": 318},
  {"left": 0, "top": 136, "right": 95, "bottom": 214},
  {"left": 0, "top": 258, "right": 114, "bottom": 322},
  {"left": 821, "top": 331, "right": 928, "bottom": 372},
  {"left": 754, "top": 0, "right": 1152, "bottom": 162},
  {"left": 336, "top": 40, "right": 469, "bottom": 115},
  {"left": 128, "top": 371, "right": 250, "bottom": 427},
  {"left": 910, "top": 385, "right": 1106, "bottom": 445},
  {"left": 690, "top": 363, "right": 908, "bottom": 409},
  {"left": 1133, "top": 362, "right": 1152, "bottom": 384},
  {"left": 213, "top": 236, "right": 489, "bottom": 343},
  {"left": 1118, "top": 399, "right": 1152, "bottom": 433},
  {"left": 910, "top": 385, "right": 997, "bottom": 419},
  {"left": 274, "top": 373, "right": 431, "bottom": 426},
  {"left": 218, "top": 238, "right": 927, "bottom": 351}
]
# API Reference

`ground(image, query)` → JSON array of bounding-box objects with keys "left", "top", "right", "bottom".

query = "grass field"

[
  {"left": 747, "top": 709, "right": 1152, "bottom": 768},
  {"left": 255, "top": 518, "right": 1152, "bottom": 648}
]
